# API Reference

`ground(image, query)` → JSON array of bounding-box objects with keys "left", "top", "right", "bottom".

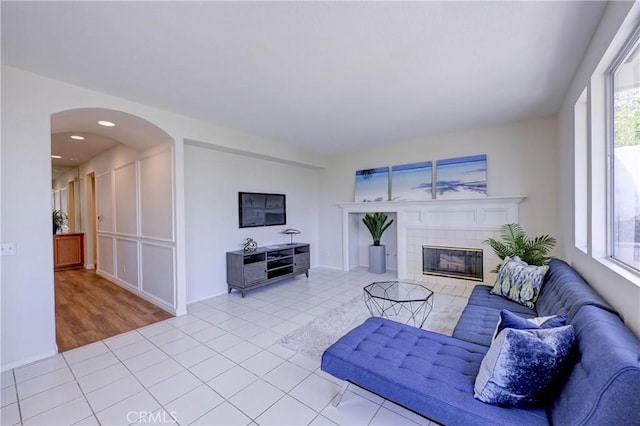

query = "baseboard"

[
  {"left": 187, "top": 290, "right": 228, "bottom": 305},
  {"left": 316, "top": 265, "right": 344, "bottom": 271},
  {"left": 84, "top": 264, "right": 95, "bottom": 270},
  {"left": 1, "top": 347, "right": 58, "bottom": 372},
  {"left": 95, "top": 270, "right": 177, "bottom": 316}
]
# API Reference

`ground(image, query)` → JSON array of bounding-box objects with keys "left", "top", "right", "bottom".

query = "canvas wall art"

[
  {"left": 354, "top": 167, "right": 389, "bottom": 202},
  {"left": 435, "top": 154, "right": 487, "bottom": 199},
  {"left": 391, "top": 161, "right": 433, "bottom": 201}
]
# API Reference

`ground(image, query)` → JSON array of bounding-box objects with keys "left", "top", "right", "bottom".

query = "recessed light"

[
  {"left": 51, "top": 155, "right": 62, "bottom": 159},
  {"left": 98, "top": 120, "right": 115, "bottom": 127},
  {"left": 70, "top": 135, "right": 85, "bottom": 140}
]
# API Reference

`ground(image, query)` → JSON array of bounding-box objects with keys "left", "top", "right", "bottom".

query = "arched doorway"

[{"left": 51, "top": 108, "right": 177, "bottom": 350}]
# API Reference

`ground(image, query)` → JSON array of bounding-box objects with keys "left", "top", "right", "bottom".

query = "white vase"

[{"left": 368, "top": 245, "right": 386, "bottom": 274}]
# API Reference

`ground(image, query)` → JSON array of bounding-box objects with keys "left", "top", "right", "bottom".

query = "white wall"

[
  {"left": 52, "top": 169, "right": 79, "bottom": 191},
  {"left": 184, "top": 143, "right": 320, "bottom": 302},
  {"left": 557, "top": 1, "right": 640, "bottom": 336},
  {"left": 317, "top": 116, "right": 559, "bottom": 270},
  {"left": 0, "top": 66, "right": 325, "bottom": 371}
]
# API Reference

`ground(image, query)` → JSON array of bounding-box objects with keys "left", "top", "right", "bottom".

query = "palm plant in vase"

[
  {"left": 52, "top": 209, "right": 68, "bottom": 234},
  {"left": 362, "top": 212, "right": 394, "bottom": 273},
  {"left": 483, "top": 223, "right": 556, "bottom": 272}
]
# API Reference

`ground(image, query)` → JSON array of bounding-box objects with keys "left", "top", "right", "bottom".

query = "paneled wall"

[{"left": 91, "top": 145, "right": 176, "bottom": 312}]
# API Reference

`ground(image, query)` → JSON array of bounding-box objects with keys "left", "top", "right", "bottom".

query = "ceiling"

[
  {"left": 50, "top": 132, "right": 120, "bottom": 178},
  {"left": 50, "top": 108, "right": 174, "bottom": 179},
  {"left": 2, "top": 1, "right": 608, "bottom": 156}
]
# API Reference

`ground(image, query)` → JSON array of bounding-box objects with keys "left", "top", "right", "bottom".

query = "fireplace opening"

[{"left": 423, "top": 245, "right": 483, "bottom": 281}]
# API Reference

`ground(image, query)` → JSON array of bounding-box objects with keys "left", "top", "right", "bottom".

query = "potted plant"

[
  {"left": 362, "top": 212, "right": 394, "bottom": 273},
  {"left": 52, "top": 209, "right": 67, "bottom": 234},
  {"left": 483, "top": 223, "right": 556, "bottom": 272}
]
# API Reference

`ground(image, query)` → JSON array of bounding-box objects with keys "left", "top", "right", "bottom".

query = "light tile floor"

[{"left": 1, "top": 267, "right": 473, "bottom": 426}]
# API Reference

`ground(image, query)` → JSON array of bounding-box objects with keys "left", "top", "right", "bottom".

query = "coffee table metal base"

[{"left": 364, "top": 281, "right": 434, "bottom": 328}]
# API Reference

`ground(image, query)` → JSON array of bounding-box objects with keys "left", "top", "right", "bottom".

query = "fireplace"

[
  {"left": 338, "top": 197, "right": 524, "bottom": 280},
  {"left": 423, "top": 245, "right": 483, "bottom": 281}
]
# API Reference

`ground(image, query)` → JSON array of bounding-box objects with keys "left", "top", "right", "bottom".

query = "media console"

[{"left": 226, "top": 243, "right": 310, "bottom": 297}]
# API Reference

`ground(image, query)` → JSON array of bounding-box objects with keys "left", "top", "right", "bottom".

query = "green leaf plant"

[
  {"left": 483, "top": 223, "right": 556, "bottom": 272},
  {"left": 362, "top": 212, "right": 394, "bottom": 246},
  {"left": 52, "top": 209, "right": 68, "bottom": 234}
]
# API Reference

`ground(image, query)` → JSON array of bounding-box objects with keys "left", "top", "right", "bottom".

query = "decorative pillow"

[
  {"left": 490, "top": 256, "right": 549, "bottom": 309},
  {"left": 474, "top": 325, "right": 575, "bottom": 406},
  {"left": 492, "top": 309, "right": 568, "bottom": 341}
]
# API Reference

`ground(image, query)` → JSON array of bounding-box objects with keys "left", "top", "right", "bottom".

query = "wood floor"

[{"left": 55, "top": 269, "right": 173, "bottom": 352}]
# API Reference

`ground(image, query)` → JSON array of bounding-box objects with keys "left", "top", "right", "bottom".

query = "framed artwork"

[
  {"left": 354, "top": 167, "right": 389, "bottom": 202},
  {"left": 436, "top": 154, "right": 487, "bottom": 199},
  {"left": 391, "top": 161, "right": 433, "bottom": 201}
]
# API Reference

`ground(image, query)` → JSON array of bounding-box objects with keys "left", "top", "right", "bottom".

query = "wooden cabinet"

[
  {"left": 53, "top": 233, "right": 84, "bottom": 271},
  {"left": 226, "top": 243, "right": 310, "bottom": 297}
]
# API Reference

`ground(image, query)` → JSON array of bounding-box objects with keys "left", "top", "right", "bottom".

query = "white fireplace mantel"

[{"left": 339, "top": 196, "right": 526, "bottom": 277}]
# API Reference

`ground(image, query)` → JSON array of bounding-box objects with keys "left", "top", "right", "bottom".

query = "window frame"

[
  {"left": 606, "top": 24, "right": 640, "bottom": 275},
  {"left": 574, "top": 88, "right": 588, "bottom": 253}
]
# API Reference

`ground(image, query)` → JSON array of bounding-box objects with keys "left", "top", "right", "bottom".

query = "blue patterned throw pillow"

[
  {"left": 492, "top": 309, "right": 568, "bottom": 341},
  {"left": 474, "top": 325, "right": 575, "bottom": 406},
  {"left": 490, "top": 256, "right": 549, "bottom": 309}
]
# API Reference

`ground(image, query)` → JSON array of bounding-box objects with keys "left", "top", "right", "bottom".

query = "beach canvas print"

[
  {"left": 354, "top": 167, "right": 389, "bottom": 202},
  {"left": 391, "top": 161, "right": 433, "bottom": 201},
  {"left": 436, "top": 154, "right": 487, "bottom": 199}
]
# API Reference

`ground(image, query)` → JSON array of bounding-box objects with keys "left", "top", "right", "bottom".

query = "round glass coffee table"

[{"left": 364, "top": 281, "right": 434, "bottom": 328}]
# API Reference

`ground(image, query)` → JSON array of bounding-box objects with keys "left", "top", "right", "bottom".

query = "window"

[{"left": 609, "top": 30, "right": 640, "bottom": 272}]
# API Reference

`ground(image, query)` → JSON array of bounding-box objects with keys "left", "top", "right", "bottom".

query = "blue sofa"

[{"left": 321, "top": 259, "right": 640, "bottom": 425}]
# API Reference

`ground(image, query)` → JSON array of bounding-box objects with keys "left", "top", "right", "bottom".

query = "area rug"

[{"left": 278, "top": 294, "right": 465, "bottom": 361}]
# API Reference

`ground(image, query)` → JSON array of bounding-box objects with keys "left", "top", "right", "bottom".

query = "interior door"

[
  {"left": 95, "top": 171, "right": 113, "bottom": 232},
  {"left": 95, "top": 171, "right": 114, "bottom": 275}
]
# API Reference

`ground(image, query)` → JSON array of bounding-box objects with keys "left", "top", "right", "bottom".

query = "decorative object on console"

[
  {"left": 391, "top": 161, "right": 433, "bottom": 201},
  {"left": 354, "top": 167, "right": 389, "bottom": 202},
  {"left": 243, "top": 237, "right": 258, "bottom": 252},
  {"left": 490, "top": 256, "right": 549, "bottom": 309},
  {"left": 474, "top": 325, "right": 576, "bottom": 406},
  {"left": 483, "top": 223, "right": 556, "bottom": 272},
  {"left": 362, "top": 212, "right": 394, "bottom": 274},
  {"left": 435, "top": 154, "right": 487, "bottom": 199},
  {"left": 282, "top": 228, "right": 301, "bottom": 245}
]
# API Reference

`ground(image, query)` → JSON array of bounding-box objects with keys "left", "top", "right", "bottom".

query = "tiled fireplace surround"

[{"left": 339, "top": 196, "right": 525, "bottom": 290}]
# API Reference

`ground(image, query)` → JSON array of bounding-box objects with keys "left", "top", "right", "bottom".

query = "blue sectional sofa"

[{"left": 321, "top": 259, "right": 640, "bottom": 425}]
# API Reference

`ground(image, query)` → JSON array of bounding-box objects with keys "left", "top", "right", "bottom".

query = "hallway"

[{"left": 55, "top": 269, "right": 173, "bottom": 352}]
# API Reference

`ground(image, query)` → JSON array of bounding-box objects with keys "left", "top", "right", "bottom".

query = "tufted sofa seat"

[
  {"left": 321, "top": 317, "right": 549, "bottom": 426},
  {"left": 321, "top": 258, "right": 640, "bottom": 425}
]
